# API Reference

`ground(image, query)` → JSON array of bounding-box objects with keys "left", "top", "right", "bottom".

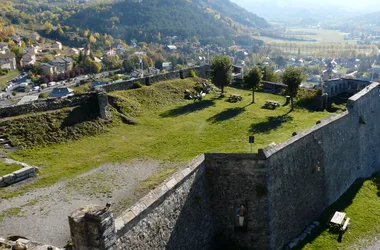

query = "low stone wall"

[
  {"left": 0, "top": 166, "right": 37, "bottom": 187},
  {"left": 261, "top": 81, "right": 287, "bottom": 94},
  {"left": 0, "top": 93, "right": 93, "bottom": 119},
  {"left": 101, "top": 65, "right": 210, "bottom": 92},
  {"left": 0, "top": 92, "right": 110, "bottom": 120}
]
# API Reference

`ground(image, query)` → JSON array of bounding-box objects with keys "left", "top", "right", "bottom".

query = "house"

[
  {"left": 52, "top": 41, "right": 62, "bottom": 50},
  {"left": 134, "top": 51, "right": 147, "bottom": 57},
  {"left": 40, "top": 63, "right": 57, "bottom": 75},
  {"left": 31, "top": 32, "right": 40, "bottom": 41},
  {"left": 0, "top": 42, "right": 9, "bottom": 52},
  {"left": 130, "top": 69, "right": 143, "bottom": 78},
  {"left": 12, "top": 35, "right": 22, "bottom": 46},
  {"left": 50, "top": 87, "right": 74, "bottom": 98},
  {"left": 68, "top": 48, "right": 79, "bottom": 55},
  {"left": 148, "top": 67, "right": 160, "bottom": 75},
  {"left": 166, "top": 45, "right": 177, "bottom": 52},
  {"left": 79, "top": 47, "right": 91, "bottom": 56},
  {"left": 0, "top": 53, "right": 16, "bottom": 70},
  {"left": 162, "top": 62, "right": 172, "bottom": 71},
  {"left": 25, "top": 45, "right": 40, "bottom": 55},
  {"left": 107, "top": 49, "right": 116, "bottom": 56},
  {"left": 49, "top": 57, "right": 73, "bottom": 73},
  {"left": 17, "top": 95, "right": 38, "bottom": 105},
  {"left": 21, "top": 53, "right": 36, "bottom": 67},
  {"left": 232, "top": 65, "right": 244, "bottom": 80}
]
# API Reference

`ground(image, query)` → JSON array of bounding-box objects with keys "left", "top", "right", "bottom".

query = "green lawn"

[
  {"left": 1, "top": 79, "right": 330, "bottom": 198},
  {"left": 0, "top": 162, "right": 21, "bottom": 176},
  {"left": 300, "top": 174, "right": 380, "bottom": 249},
  {"left": 0, "top": 70, "right": 20, "bottom": 90}
]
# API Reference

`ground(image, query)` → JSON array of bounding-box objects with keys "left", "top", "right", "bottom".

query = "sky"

[{"left": 230, "top": 0, "right": 380, "bottom": 20}]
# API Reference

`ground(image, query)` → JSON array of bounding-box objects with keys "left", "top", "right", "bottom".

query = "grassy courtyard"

[
  {"left": 300, "top": 174, "right": 380, "bottom": 249},
  {"left": 1, "top": 78, "right": 330, "bottom": 199},
  {"left": 0, "top": 162, "right": 21, "bottom": 176}
]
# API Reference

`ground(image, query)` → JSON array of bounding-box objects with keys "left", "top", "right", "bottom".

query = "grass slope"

[
  {"left": 1, "top": 102, "right": 111, "bottom": 149},
  {"left": 1, "top": 78, "right": 330, "bottom": 199},
  {"left": 0, "top": 162, "right": 21, "bottom": 176},
  {"left": 301, "top": 174, "right": 380, "bottom": 249}
]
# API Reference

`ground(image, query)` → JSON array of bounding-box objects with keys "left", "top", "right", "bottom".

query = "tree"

[
  {"left": 43, "top": 21, "right": 53, "bottom": 34},
  {"left": 91, "top": 61, "right": 102, "bottom": 73},
  {"left": 210, "top": 55, "right": 232, "bottom": 93},
  {"left": 244, "top": 66, "right": 262, "bottom": 103},
  {"left": 282, "top": 67, "right": 305, "bottom": 110}
]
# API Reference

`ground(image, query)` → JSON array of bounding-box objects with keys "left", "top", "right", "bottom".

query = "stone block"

[
  {"left": 130, "top": 203, "right": 146, "bottom": 216},
  {"left": 2, "top": 174, "right": 14, "bottom": 183},
  {"left": 165, "top": 178, "right": 177, "bottom": 189},
  {"left": 121, "top": 210, "right": 136, "bottom": 223},
  {"left": 114, "top": 218, "right": 125, "bottom": 232},
  {"left": 313, "top": 221, "right": 320, "bottom": 226}
]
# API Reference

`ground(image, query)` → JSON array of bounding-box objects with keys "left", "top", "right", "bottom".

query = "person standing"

[{"left": 237, "top": 205, "right": 246, "bottom": 227}]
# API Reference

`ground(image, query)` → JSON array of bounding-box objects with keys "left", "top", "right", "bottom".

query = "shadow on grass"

[
  {"left": 326, "top": 93, "right": 350, "bottom": 113},
  {"left": 250, "top": 115, "right": 293, "bottom": 134},
  {"left": 61, "top": 102, "right": 99, "bottom": 128},
  {"left": 295, "top": 178, "right": 366, "bottom": 249},
  {"left": 207, "top": 107, "right": 246, "bottom": 123},
  {"left": 160, "top": 100, "right": 215, "bottom": 118}
]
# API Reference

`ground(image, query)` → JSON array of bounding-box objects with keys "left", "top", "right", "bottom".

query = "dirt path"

[{"left": 0, "top": 159, "right": 172, "bottom": 247}]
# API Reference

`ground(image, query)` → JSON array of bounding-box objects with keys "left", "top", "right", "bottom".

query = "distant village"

[{"left": 0, "top": 29, "right": 379, "bottom": 108}]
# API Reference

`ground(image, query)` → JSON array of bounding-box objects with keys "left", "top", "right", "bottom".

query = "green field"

[
  {"left": 300, "top": 174, "right": 380, "bottom": 249},
  {"left": 255, "top": 28, "right": 354, "bottom": 44},
  {"left": 2, "top": 78, "right": 330, "bottom": 199}
]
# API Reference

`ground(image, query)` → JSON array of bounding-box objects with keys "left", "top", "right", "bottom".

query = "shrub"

[
  {"left": 38, "top": 93, "right": 49, "bottom": 99},
  {"left": 11, "top": 91, "right": 16, "bottom": 96},
  {"left": 131, "top": 81, "right": 143, "bottom": 89},
  {"left": 189, "top": 70, "right": 196, "bottom": 78}
]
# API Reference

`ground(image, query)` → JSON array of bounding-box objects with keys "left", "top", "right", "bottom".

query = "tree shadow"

[
  {"left": 249, "top": 115, "right": 293, "bottom": 134},
  {"left": 160, "top": 100, "right": 215, "bottom": 118},
  {"left": 207, "top": 107, "right": 246, "bottom": 123},
  {"left": 295, "top": 178, "right": 365, "bottom": 249}
]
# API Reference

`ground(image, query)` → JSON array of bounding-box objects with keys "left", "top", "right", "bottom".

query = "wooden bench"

[
  {"left": 341, "top": 217, "right": 350, "bottom": 232},
  {"left": 264, "top": 100, "right": 281, "bottom": 109}
]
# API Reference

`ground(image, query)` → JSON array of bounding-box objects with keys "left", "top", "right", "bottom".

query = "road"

[{"left": 1, "top": 71, "right": 113, "bottom": 103}]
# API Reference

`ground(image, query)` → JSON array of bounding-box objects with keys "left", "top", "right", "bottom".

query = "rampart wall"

[
  {"left": 265, "top": 82, "right": 380, "bottom": 249},
  {"left": 0, "top": 92, "right": 109, "bottom": 119},
  {"left": 101, "top": 65, "right": 210, "bottom": 92},
  {"left": 324, "top": 78, "right": 371, "bottom": 97}
]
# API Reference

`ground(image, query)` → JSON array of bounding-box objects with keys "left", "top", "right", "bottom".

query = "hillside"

[
  {"left": 350, "top": 11, "right": 380, "bottom": 25},
  {"left": 63, "top": 0, "right": 269, "bottom": 43}
]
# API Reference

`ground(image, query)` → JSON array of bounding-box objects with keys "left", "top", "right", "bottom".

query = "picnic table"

[
  {"left": 330, "top": 211, "right": 350, "bottom": 232},
  {"left": 264, "top": 100, "right": 281, "bottom": 109},
  {"left": 228, "top": 94, "right": 243, "bottom": 103}
]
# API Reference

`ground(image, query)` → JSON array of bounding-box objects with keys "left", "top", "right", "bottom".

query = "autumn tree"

[
  {"left": 210, "top": 55, "right": 232, "bottom": 94},
  {"left": 282, "top": 67, "right": 305, "bottom": 110},
  {"left": 244, "top": 66, "right": 262, "bottom": 103}
]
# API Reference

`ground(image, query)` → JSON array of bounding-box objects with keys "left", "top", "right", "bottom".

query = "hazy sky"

[
  {"left": 231, "top": 0, "right": 379, "bottom": 8},
  {"left": 230, "top": 0, "right": 380, "bottom": 19}
]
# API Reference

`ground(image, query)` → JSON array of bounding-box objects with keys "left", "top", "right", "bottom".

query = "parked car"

[
  {"left": 40, "top": 84, "right": 48, "bottom": 89},
  {"left": 48, "top": 81, "right": 56, "bottom": 87},
  {"left": 32, "top": 86, "right": 40, "bottom": 91}
]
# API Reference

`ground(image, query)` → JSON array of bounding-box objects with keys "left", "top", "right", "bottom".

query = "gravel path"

[{"left": 0, "top": 159, "right": 171, "bottom": 247}]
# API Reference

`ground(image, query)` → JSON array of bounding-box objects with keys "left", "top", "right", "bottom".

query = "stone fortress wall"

[
  {"left": 0, "top": 65, "right": 209, "bottom": 120},
  {"left": 70, "top": 82, "right": 380, "bottom": 250},
  {"left": 323, "top": 78, "right": 372, "bottom": 98}
]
